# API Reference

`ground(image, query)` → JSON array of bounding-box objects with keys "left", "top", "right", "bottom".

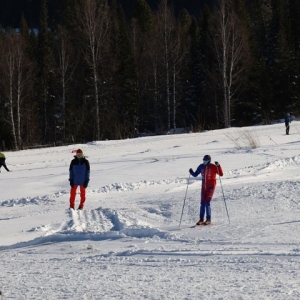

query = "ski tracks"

[{"left": 67, "top": 208, "right": 114, "bottom": 233}]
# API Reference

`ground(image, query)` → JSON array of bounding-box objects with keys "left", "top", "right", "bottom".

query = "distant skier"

[
  {"left": 285, "top": 113, "right": 291, "bottom": 135},
  {"left": 0, "top": 151, "right": 10, "bottom": 172},
  {"left": 69, "top": 149, "right": 90, "bottom": 210},
  {"left": 189, "top": 155, "right": 223, "bottom": 226}
]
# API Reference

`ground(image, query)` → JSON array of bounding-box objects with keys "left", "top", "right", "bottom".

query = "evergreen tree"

[
  {"left": 36, "top": 0, "right": 56, "bottom": 143},
  {"left": 195, "top": 4, "right": 215, "bottom": 130},
  {"left": 19, "top": 14, "right": 40, "bottom": 146},
  {"left": 271, "top": 0, "right": 298, "bottom": 116},
  {"left": 175, "top": 9, "right": 194, "bottom": 130},
  {"left": 131, "top": 0, "right": 156, "bottom": 133},
  {"left": 110, "top": 4, "right": 139, "bottom": 138},
  {"left": 119, "top": 8, "right": 139, "bottom": 138},
  {"left": 288, "top": 0, "right": 300, "bottom": 114}
]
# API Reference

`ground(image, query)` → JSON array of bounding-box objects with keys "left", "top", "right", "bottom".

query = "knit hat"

[
  {"left": 203, "top": 154, "right": 211, "bottom": 162},
  {"left": 76, "top": 149, "right": 83, "bottom": 154}
]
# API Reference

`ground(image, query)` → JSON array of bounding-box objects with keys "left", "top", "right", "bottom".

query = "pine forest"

[{"left": 0, "top": 0, "right": 300, "bottom": 149}]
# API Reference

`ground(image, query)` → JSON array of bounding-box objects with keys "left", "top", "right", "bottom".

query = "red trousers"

[{"left": 70, "top": 185, "right": 86, "bottom": 208}]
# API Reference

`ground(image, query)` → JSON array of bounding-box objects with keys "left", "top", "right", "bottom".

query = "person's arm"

[
  {"left": 85, "top": 160, "right": 90, "bottom": 181},
  {"left": 83, "top": 160, "right": 90, "bottom": 188},
  {"left": 69, "top": 161, "right": 75, "bottom": 187},
  {"left": 215, "top": 162, "right": 223, "bottom": 176},
  {"left": 189, "top": 165, "right": 202, "bottom": 177}
]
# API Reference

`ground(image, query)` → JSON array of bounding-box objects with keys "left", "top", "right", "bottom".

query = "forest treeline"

[{"left": 0, "top": 0, "right": 299, "bottom": 150}]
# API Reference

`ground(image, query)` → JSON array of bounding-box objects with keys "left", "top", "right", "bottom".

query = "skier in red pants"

[
  {"left": 189, "top": 155, "right": 223, "bottom": 225},
  {"left": 69, "top": 149, "right": 90, "bottom": 210}
]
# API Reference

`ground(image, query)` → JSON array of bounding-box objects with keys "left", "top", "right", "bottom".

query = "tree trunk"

[
  {"left": 172, "top": 64, "right": 176, "bottom": 133},
  {"left": 78, "top": 0, "right": 109, "bottom": 141},
  {"left": 210, "top": 0, "right": 248, "bottom": 128}
]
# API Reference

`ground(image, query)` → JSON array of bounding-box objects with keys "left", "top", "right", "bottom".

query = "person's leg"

[
  {"left": 195, "top": 202, "right": 205, "bottom": 225},
  {"left": 3, "top": 163, "right": 9, "bottom": 171},
  {"left": 204, "top": 202, "right": 211, "bottom": 222},
  {"left": 69, "top": 186, "right": 78, "bottom": 209},
  {"left": 78, "top": 186, "right": 86, "bottom": 209},
  {"left": 199, "top": 188, "right": 207, "bottom": 219},
  {"left": 195, "top": 189, "right": 206, "bottom": 225},
  {"left": 199, "top": 202, "right": 205, "bottom": 220},
  {"left": 204, "top": 188, "right": 215, "bottom": 222}
]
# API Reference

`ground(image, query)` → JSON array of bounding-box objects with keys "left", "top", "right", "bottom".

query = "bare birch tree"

[
  {"left": 156, "top": 0, "right": 173, "bottom": 132},
  {"left": 0, "top": 32, "right": 30, "bottom": 150},
  {"left": 56, "top": 25, "right": 77, "bottom": 142},
  {"left": 209, "top": 0, "right": 249, "bottom": 128},
  {"left": 149, "top": 35, "right": 160, "bottom": 133},
  {"left": 156, "top": 0, "right": 188, "bottom": 133},
  {"left": 14, "top": 34, "right": 29, "bottom": 149},
  {"left": 77, "top": 0, "right": 109, "bottom": 140},
  {"left": 0, "top": 32, "right": 17, "bottom": 149}
]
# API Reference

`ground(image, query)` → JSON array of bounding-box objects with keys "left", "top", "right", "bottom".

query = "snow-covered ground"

[{"left": 1, "top": 122, "right": 300, "bottom": 299}]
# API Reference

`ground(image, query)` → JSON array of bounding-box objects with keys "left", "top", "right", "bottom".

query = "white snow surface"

[{"left": 1, "top": 123, "right": 300, "bottom": 299}]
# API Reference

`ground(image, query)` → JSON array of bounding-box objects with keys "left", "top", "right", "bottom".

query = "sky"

[{"left": 1, "top": 120, "right": 300, "bottom": 299}]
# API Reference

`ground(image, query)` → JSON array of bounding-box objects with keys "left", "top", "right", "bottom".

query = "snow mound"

[
  {"left": 91, "top": 178, "right": 190, "bottom": 194},
  {"left": 226, "top": 154, "right": 300, "bottom": 178},
  {"left": 0, "top": 195, "right": 56, "bottom": 207}
]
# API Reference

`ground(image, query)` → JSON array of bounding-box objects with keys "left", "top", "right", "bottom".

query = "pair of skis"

[{"left": 190, "top": 223, "right": 213, "bottom": 228}]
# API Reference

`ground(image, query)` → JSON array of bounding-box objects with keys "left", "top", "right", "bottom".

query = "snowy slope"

[{"left": 1, "top": 122, "right": 300, "bottom": 299}]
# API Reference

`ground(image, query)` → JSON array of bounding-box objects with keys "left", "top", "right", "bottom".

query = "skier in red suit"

[{"left": 189, "top": 154, "right": 223, "bottom": 225}]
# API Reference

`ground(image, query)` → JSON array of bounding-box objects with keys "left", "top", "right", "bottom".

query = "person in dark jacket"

[
  {"left": 69, "top": 149, "right": 90, "bottom": 210},
  {"left": 0, "top": 152, "right": 10, "bottom": 172},
  {"left": 285, "top": 113, "right": 291, "bottom": 135},
  {"left": 189, "top": 155, "right": 223, "bottom": 225}
]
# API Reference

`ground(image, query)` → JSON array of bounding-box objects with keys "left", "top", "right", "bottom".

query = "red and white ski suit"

[
  {"left": 190, "top": 162, "right": 223, "bottom": 221},
  {"left": 190, "top": 163, "right": 223, "bottom": 202}
]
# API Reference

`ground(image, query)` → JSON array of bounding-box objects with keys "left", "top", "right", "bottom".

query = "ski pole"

[
  {"left": 179, "top": 173, "right": 191, "bottom": 227},
  {"left": 217, "top": 165, "right": 230, "bottom": 224}
]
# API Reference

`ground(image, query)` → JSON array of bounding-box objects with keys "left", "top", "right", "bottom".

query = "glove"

[
  {"left": 83, "top": 180, "right": 89, "bottom": 188},
  {"left": 215, "top": 161, "right": 220, "bottom": 166},
  {"left": 69, "top": 179, "right": 74, "bottom": 188},
  {"left": 189, "top": 168, "right": 193, "bottom": 174}
]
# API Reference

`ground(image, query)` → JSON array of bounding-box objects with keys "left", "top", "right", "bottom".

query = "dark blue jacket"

[
  {"left": 69, "top": 156, "right": 90, "bottom": 186},
  {"left": 285, "top": 115, "right": 291, "bottom": 124}
]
